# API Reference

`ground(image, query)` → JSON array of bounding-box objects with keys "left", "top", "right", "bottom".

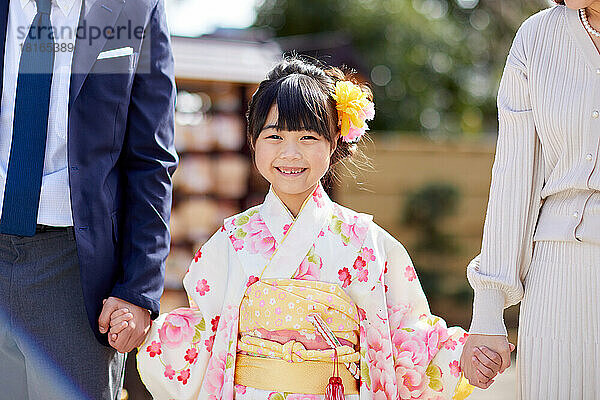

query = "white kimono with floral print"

[{"left": 137, "top": 185, "right": 470, "bottom": 400}]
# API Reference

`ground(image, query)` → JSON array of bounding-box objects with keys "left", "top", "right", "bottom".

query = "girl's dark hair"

[
  {"left": 246, "top": 56, "right": 372, "bottom": 187},
  {"left": 554, "top": 0, "right": 564, "bottom": 4}
]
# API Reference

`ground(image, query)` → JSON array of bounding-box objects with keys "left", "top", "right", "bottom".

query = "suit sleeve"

[{"left": 110, "top": 0, "right": 178, "bottom": 318}]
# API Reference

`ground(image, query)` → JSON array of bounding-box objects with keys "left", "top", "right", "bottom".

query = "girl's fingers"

[
  {"left": 476, "top": 346, "right": 503, "bottom": 368},
  {"left": 477, "top": 376, "right": 495, "bottom": 389},
  {"left": 110, "top": 313, "right": 134, "bottom": 327},
  {"left": 472, "top": 355, "right": 496, "bottom": 379},
  {"left": 109, "top": 308, "right": 130, "bottom": 320},
  {"left": 109, "top": 320, "right": 129, "bottom": 334},
  {"left": 475, "top": 369, "right": 494, "bottom": 385},
  {"left": 474, "top": 347, "right": 502, "bottom": 374}
]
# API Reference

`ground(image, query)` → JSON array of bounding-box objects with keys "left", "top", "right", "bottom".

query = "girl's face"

[{"left": 254, "top": 104, "right": 334, "bottom": 213}]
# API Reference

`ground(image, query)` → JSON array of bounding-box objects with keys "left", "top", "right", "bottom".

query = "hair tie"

[{"left": 332, "top": 81, "right": 375, "bottom": 143}]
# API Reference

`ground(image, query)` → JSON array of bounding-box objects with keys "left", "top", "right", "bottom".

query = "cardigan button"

[
  {"left": 597, "top": 68, "right": 600, "bottom": 75},
  {"left": 573, "top": 211, "right": 579, "bottom": 218},
  {"left": 586, "top": 153, "right": 594, "bottom": 161},
  {"left": 593, "top": 110, "right": 599, "bottom": 119}
]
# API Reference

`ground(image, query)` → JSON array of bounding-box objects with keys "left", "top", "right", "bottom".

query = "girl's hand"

[
  {"left": 108, "top": 307, "right": 134, "bottom": 341},
  {"left": 471, "top": 346, "right": 504, "bottom": 386},
  {"left": 460, "top": 334, "right": 515, "bottom": 389},
  {"left": 99, "top": 297, "right": 151, "bottom": 353}
]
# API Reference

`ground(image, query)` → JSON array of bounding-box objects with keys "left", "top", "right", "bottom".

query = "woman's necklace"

[{"left": 579, "top": 8, "right": 600, "bottom": 38}]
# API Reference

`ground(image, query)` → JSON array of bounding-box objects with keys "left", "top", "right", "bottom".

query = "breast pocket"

[
  {"left": 86, "top": 52, "right": 137, "bottom": 102},
  {"left": 92, "top": 53, "right": 136, "bottom": 75}
]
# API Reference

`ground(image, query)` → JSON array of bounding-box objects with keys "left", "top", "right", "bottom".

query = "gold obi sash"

[{"left": 235, "top": 279, "right": 360, "bottom": 394}]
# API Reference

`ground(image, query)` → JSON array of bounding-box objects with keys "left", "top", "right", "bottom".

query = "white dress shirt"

[{"left": 0, "top": 0, "right": 83, "bottom": 226}]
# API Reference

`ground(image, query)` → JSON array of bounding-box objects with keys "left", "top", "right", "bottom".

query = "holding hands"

[
  {"left": 460, "top": 334, "right": 516, "bottom": 389},
  {"left": 98, "top": 297, "right": 151, "bottom": 353}
]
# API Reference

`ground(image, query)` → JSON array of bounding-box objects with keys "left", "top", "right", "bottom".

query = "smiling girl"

[{"left": 134, "top": 58, "right": 482, "bottom": 400}]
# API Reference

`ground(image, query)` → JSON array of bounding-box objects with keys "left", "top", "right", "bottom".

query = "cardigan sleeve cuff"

[{"left": 469, "top": 288, "right": 508, "bottom": 336}]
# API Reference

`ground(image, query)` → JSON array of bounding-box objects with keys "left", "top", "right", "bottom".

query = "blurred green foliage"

[
  {"left": 402, "top": 182, "right": 473, "bottom": 312},
  {"left": 254, "top": 0, "right": 552, "bottom": 136},
  {"left": 403, "top": 182, "right": 460, "bottom": 253}
]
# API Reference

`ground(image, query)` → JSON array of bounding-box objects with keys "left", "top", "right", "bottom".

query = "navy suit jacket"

[{"left": 0, "top": 0, "right": 178, "bottom": 344}]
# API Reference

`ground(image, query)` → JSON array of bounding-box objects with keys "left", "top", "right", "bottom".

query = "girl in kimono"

[{"left": 130, "top": 58, "right": 494, "bottom": 399}]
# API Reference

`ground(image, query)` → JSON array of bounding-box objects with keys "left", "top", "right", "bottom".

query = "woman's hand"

[{"left": 460, "top": 334, "right": 515, "bottom": 388}]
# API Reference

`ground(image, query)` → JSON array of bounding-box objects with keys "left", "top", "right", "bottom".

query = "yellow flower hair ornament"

[{"left": 332, "top": 80, "right": 375, "bottom": 143}]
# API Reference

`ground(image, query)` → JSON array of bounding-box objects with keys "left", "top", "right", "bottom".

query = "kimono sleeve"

[
  {"left": 381, "top": 229, "right": 472, "bottom": 399},
  {"left": 137, "top": 229, "right": 230, "bottom": 400}
]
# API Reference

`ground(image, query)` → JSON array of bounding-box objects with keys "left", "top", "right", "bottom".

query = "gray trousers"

[{"left": 0, "top": 229, "right": 125, "bottom": 400}]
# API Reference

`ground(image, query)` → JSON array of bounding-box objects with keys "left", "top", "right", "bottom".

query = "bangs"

[{"left": 274, "top": 74, "right": 336, "bottom": 139}]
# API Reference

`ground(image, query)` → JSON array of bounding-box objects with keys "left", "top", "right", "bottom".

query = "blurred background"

[{"left": 124, "top": 1, "right": 555, "bottom": 398}]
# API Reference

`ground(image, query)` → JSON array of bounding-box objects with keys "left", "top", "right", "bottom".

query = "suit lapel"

[
  {"left": 69, "top": 0, "right": 126, "bottom": 109},
  {"left": 0, "top": 0, "right": 10, "bottom": 105}
]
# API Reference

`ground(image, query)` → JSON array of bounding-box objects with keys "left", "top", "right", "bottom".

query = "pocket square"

[{"left": 97, "top": 46, "right": 134, "bottom": 60}]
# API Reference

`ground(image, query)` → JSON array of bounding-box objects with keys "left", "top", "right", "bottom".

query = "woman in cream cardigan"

[{"left": 460, "top": 1, "right": 600, "bottom": 399}]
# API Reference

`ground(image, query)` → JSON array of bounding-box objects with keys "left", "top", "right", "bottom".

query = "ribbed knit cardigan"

[{"left": 467, "top": 5, "right": 600, "bottom": 335}]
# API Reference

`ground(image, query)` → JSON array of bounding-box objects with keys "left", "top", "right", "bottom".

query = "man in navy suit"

[{"left": 0, "top": 0, "right": 177, "bottom": 398}]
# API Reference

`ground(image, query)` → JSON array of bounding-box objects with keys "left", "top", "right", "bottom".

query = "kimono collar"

[
  {"left": 259, "top": 187, "right": 294, "bottom": 244},
  {"left": 258, "top": 183, "right": 333, "bottom": 279},
  {"left": 260, "top": 184, "right": 332, "bottom": 244}
]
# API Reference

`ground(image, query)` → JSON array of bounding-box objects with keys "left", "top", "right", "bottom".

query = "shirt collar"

[{"left": 21, "top": 0, "right": 76, "bottom": 16}]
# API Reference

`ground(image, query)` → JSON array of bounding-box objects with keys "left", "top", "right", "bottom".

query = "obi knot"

[{"left": 282, "top": 340, "right": 306, "bottom": 362}]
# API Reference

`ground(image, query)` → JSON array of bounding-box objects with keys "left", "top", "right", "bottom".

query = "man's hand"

[
  {"left": 98, "top": 296, "right": 151, "bottom": 353},
  {"left": 460, "top": 334, "right": 515, "bottom": 389}
]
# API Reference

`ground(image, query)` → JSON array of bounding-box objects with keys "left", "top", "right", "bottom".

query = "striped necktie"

[{"left": 0, "top": 0, "right": 55, "bottom": 236}]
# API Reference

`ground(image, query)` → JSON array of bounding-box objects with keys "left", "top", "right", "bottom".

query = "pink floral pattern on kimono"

[
  {"left": 158, "top": 308, "right": 203, "bottom": 348},
  {"left": 244, "top": 213, "right": 276, "bottom": 257},
  {"left": 291, "top": 246, "right": 322, "bottom": 280},
  {"left": 341, "top": 215, "right": 369, "bottom": 248},
  {"left": 390, "top": 306, "right": 450, "bottom": 398},
  {"left": 312, "top": 185, "right": 325, "bottom": 208},
  {"left": 449, "top": 361, "right": 461, "bottom": 378},
  {"left": 405, "top": 265, "right": 417, "bottom": 282},
  {"left": 329, "top": 206, "right": 369, "bottom": 248},
  {"left": 205, "top": 350, "right": 232, "bottom": 399},
  {"left": 137, "top": 184, "right": 470, "bottom": 400},
  {"left": 205, "top": 306, "right": 238, "bottom": 398},
  {"left": 337, "top": 246, "right": 376, "bottom": 288},
  {"left": 227, "top": 210, "right": 277, "bottom": 258}
]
